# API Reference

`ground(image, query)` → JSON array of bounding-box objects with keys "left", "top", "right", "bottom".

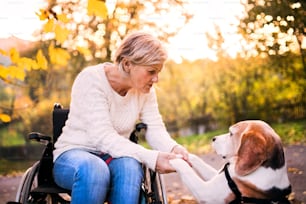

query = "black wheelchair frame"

[{"left": 8, "top": 104, "right": 168, "bottom": 204}]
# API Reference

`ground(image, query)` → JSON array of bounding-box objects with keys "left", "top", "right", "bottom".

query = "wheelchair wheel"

[
  {"left": 142, "top": 167, "right": 168, "bottom": 204},
  {"left": 16, "top": 161, "right": 40, "bottom": 203},
  {"left": 155, "top": 173, "right": 168, "bottom": 204},
  {"left": 15, "top": 161, "right": 70, "bottom": 204}
]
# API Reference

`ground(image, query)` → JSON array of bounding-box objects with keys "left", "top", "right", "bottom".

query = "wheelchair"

[{"left": 9, "top": 103, "right": 168, "bottom": 204}]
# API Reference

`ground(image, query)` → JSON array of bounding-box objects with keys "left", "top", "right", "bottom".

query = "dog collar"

[
  {"left": 223, "top": 163, "right": 291, "bottom": 204},
  {"left": 223, "top": 162, "right": 242, "bottom": 202}
]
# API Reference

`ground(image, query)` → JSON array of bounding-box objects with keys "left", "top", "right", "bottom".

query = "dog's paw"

[{"left": 170, "top": 158, "right": 192, "bottom": 173}]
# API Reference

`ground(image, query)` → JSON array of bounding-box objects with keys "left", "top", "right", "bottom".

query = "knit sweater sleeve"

[
  {"left": 140, "top": 88, "right": 178, "bottom": 152},
  {"left": 54, "top": 65, "right": 159, "bottom": 170}
]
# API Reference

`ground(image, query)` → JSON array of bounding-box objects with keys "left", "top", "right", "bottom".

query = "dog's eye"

[{"left": 229, "top": 132, "right": 233, "bottom": 137}]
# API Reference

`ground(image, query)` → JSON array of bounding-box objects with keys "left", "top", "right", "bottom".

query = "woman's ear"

[{"left": 122, "top": 59, "right": 131, "bottom": 73}]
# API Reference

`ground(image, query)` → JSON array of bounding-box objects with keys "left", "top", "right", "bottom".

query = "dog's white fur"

[{"left": 170, "top": 120, "right": 291, "bottom": 204}]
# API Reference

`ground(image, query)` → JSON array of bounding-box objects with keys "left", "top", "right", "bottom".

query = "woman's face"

[{"left": 129, "top": 64, "right": 163, "bottom": 93}]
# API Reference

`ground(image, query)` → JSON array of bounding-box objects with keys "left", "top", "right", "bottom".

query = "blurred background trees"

[
  {"left": 0, "top": 0, "right": 305, "bottom": 145},
  {"left": 239, "top": 0, "right": 305, "bottom": 73}
]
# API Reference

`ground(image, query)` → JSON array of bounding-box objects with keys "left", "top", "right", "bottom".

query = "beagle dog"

[{"left": 170, "top": 120, "right": 292, "bottom": 204}]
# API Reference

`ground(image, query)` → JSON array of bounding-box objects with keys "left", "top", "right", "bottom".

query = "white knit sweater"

[{"left": 53, "top": 63, "right": 178, "bottom": 170}]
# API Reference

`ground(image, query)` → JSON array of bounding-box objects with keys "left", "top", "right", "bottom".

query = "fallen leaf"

[
  {"left": 288, "top": 192, "right": 295, "bottom": 201},
  {"left": 288, "top": 167, "right": 301, "bottom": 174}
]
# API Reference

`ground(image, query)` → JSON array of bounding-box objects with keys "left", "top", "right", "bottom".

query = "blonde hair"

[{"left": 114, "top": 32, "right": 168, "bottom": 66}]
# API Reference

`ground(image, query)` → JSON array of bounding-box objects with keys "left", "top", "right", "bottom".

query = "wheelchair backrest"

[
  {"left": 52, "top": 104, "right": 69, "bottom": 144},
  {"left": 35, "top": 104, "right": 70, "bottom": 187}
]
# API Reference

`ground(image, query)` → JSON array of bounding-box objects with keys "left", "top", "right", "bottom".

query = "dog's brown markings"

[
  {"left": 262, "top": 139, "right": 285, "bottom": 169},
  {"left": 235, "top": 122, "right": 285, "bottom": 176},
  {"left": 233, "top": 178, "right": 291, "bottom": 200},
  {"left": 233, "top": 178, "right": 269, "bottom": 199},
  {"left": 225, "top": 193, "right": 236, "bottom": 203},
  {"left": 236, "top": 130, "right": 268, "bottom": 176}
]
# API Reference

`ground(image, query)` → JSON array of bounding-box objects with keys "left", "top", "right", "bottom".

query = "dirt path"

[{"left": 1, "top": 145, "right": 305, "bottom": 204}]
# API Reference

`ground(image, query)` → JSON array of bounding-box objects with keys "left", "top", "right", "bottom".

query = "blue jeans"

[{"left": 53, "top": 149, "right": 143, "bottom": 204}]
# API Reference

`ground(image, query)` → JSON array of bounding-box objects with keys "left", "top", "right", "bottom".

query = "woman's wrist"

[
  {"left": 171, "top": 145, "right": 188, "bottom": 155},
  {"left": 171, "top": 145, "right": 191, "bottom": 165}
]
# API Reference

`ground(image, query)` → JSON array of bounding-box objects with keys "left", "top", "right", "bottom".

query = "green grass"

[
  {"left": 271, "top": 120, "right": 306, "bottom": 145},
  {"left": 0, "top": 159, "right": 37, "bottom": 176},
  {"left": 174, "top": 129, "right": 227, "bottom": 154},
  {"left": 0, "top": 123, "right": 26, "bottom": 146}
]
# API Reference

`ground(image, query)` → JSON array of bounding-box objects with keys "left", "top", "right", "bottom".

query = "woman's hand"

[
  {"left": 155, "top": 145, "right": 191, "bottom": 174},
  {"left": 155, "top": 152, "right": 177, "bottom": 174},
  {"left": 171, "top": 145, "right": 191, "bottom": 166}
]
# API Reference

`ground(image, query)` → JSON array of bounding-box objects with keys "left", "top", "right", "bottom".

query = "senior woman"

[{"left": 53, "top": 31, "right": 190, "bottom": 204}]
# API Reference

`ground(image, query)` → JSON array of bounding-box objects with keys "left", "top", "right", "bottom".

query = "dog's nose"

[{"left": 212, "top": 137, "right": 216, "bottom": 142}]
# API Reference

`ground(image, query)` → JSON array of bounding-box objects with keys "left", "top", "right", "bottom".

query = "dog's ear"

[{"left": 235, "top": 131, "right": 267, "bottom": 176}]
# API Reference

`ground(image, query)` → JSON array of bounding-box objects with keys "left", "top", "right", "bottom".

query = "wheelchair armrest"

[
  {"left": 130, "top": 123, "right": 147, "bottom": 144},
  {"left": 28, "top": 132, "right": 52, "bottom": 142}
]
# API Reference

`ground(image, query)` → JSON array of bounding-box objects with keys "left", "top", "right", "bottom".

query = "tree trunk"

[{"left": 295, "top": 33, "right": 306, "bottom": 77}]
